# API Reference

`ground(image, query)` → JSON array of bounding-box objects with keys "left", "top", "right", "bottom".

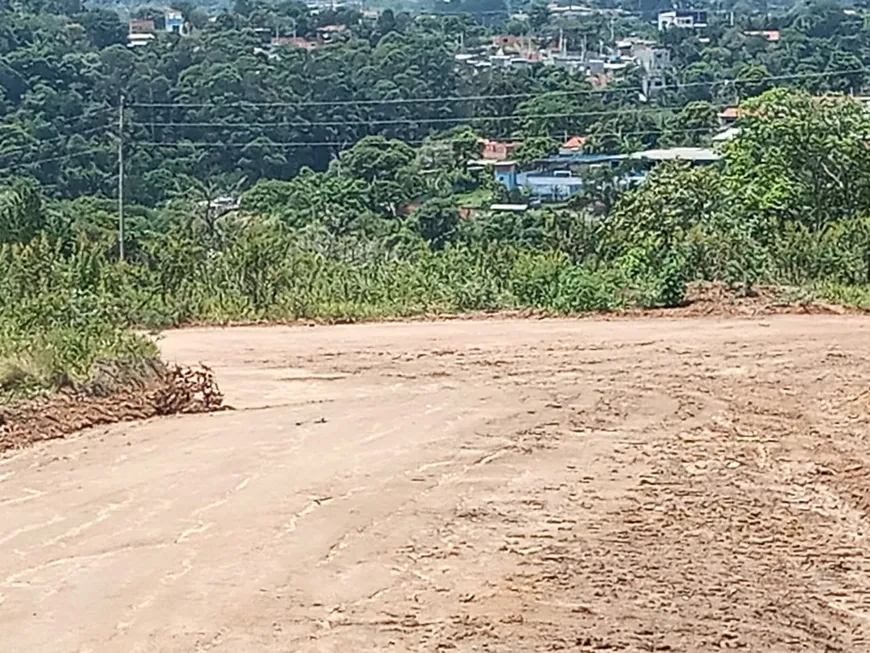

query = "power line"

[
  {"left": 135, "top": 139, "right": 421, "bottom": 149},
  {"left": 126, "top": 68, "right": 868, "bottom": 109},
  {"left": 46, "top": 106, "right": 115, "bottom": 131},
  {"left": 135, "top": 103, "right": 730, "bottom": 130},
  {"left": 4, "top": 147, "right": 110, "bottom": 168},
  {"left": 131, "top": 125, "right": 721, "bottom": 150},
  {"left": 0, "top": 125, "right": 113, "bottom": 160},
  {"left": 421, "top": 9, "right": 515, "bottom": 15}
]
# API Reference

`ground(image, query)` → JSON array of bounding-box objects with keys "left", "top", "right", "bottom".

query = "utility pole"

[{"left": 118, "top": 95, "right": 125, "bottom": 262}]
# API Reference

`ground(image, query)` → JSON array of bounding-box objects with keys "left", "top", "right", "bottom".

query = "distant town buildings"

[
  {"left": 490, "top": 160, "right": 601, "bottom": 201},
  {"left": 251, "top": 25, "right": 347, "bottom": 58},
  {"left": 272, "top": 36, "right": 317, "bottom": 50},
  {"left": 492, "top": 35, "right": 535, "bottom": 54},
  {"left": 657, "top": 9, "right": 707, "bottom": 30},
  {"left": 127, "top": 9, "right": 188, "bottom": 47},
  {"left": 482, "top": 146, "right": 719, "bottom": 202},
  {"left": 546, "top": 3, "right": 633, "bottom": 18},
  {"left": 455, "top": 30, "right": 656, "bottom": 85}
]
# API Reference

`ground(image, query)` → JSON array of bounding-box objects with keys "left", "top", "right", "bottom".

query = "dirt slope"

[{"left": 2, "top": 316, "right": 870, "bottom": 652}]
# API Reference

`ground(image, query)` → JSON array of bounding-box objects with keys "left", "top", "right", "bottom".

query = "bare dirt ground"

[{"left": 3, "top": 316, "right": 870, "bottom": 652}]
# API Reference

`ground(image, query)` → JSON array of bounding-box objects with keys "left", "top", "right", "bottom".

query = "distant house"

[
  {"left": 615, "top": 37, "right": 655, "bottom": 58},
  {"left": 561, "top": 136, "right": 586, "bottom": 154},
  {"left": 634, "top": 45, "right": 670, "bottom": 73},
  {"left": 744, "top": 30, "right": 781, "bottom": 42},
  {"left": 130, "top": 18, "right": 155, "bottom": 33},
  {"left": 549, "top": 56, "right": 603, "bottom": 74},
  {"left": 719, "top": 107, "right": 739, "bottom": 125},
  {"left": 272, "top": 36, "right": 317, "bottom": 50},
  {"left": 165, "top": 10, "right": 184, "bottom": 34},
  {"left": 493, "top": 161, "right": 519, "bottom": 189},
  {"left": 657, "top": 10, "right": 707, "bottom": 30},
  {"left": 490, "top": 148, "right": 721, "bottom": 198},
  {"left": 712, "top": 126, "right": 741, "bottom": 143},
  {"left": 492, "top": 35, "right": 535, "bottom": 54},
  {"left": 719, "top": 106, "right": 756, "bottom": 126},
  {"left": 316, "top": 24, "right": 348, "bottom": 42},
  {"left": 128, "top": 19, "right": 156, "bottom": 47},
  {"left": 633, "top": 43, "right": 670, "bottom": 96},
  {"left": 518, "top": 170, "right": 585, "bottom": 200},
  {"left": 491, "top": 161, "right": 585, "bottom": 201},
  {"left": 489, "top": 203, "right": 529, "bottom": 213},
  {"left": 546, "top": 4, "right": 594, "bottom": 18},
  {"left": 480, "top": 139, "right": 519, "bottom": 161}
]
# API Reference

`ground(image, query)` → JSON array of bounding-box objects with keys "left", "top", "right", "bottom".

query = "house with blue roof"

[{"left": 485, "top": 147, "right": 718, "bottom": 202}]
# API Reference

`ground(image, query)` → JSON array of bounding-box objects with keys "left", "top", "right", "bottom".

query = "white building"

[{"left": 657, "top": 10, "right": 707, "bottom": 30}]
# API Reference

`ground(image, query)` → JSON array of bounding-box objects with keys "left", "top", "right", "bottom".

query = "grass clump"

[{"left": 0, "top": 236, "right": 158, "bottom": 401}]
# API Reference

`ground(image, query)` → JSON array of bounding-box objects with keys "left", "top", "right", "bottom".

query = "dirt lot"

[{"left": 2, "top": 316, "right": 870, "bottom": 652}]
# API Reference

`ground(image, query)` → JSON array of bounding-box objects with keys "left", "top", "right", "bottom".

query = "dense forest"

[
  {"left": 1, "top": 0, "right": 869, "bottom": 201},
  {"left": 3, "top": 0, "right": 870, "bottom": 398}
]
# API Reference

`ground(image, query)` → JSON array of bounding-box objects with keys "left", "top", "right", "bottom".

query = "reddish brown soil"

[
  {"left": 0, "top": 364, "right": 225, "bottom": 453},
  {"left": 2, "top": 316, "right": 870, "bottom": 652}
]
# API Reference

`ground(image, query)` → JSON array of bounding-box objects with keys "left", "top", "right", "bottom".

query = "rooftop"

[
  {"left": 519, "top": 172, "right": 585, "bottom": 185},
  {"left": 712, "top": 126, "right": 741, "bottom": 142},
  {"left": 541, "top": 153, "right": 625, "bottom": 164},
  {"left": 630, "top": 147, "right": 720, "bottom": 162},
  {"left": 490, "top": 203, "right": 529, "bottom": 212}
]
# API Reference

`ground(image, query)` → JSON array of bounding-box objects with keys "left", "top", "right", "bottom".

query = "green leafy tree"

[
  {"left": 661, "top": 101, "right": 719, "bottom": 146},
  {"left": 723, "top": 89, "right": 870, "bottom": 236},
  {"left": 514, "top": 136, "right": 559, "bottom": 164},
  {"left": 77, "top": 9, "right": 126, "bottom": 49},
  {"left": 528, "top": 1, "right": 550, "bottom": 31},
  {"left": 412, "top": 197, "right": 460, "bottom": 250}
]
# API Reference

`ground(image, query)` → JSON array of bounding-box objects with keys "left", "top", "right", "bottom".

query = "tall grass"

[
  {"left": 133, "top": 235, "right": 635, "bottom": 325},
  {"left": 0, "top": 236, "right": 157, "bottom": 398},
  {"left": 0, "top": 227, "right": 650, "bottom": 400},
  {"left": 6, "top": 205, "right": 870, "bottom": 400}
]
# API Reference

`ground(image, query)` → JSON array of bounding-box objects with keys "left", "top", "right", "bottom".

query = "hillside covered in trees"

[{"left": 2, "top": 0, "right": 869, "bottom": 200}]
